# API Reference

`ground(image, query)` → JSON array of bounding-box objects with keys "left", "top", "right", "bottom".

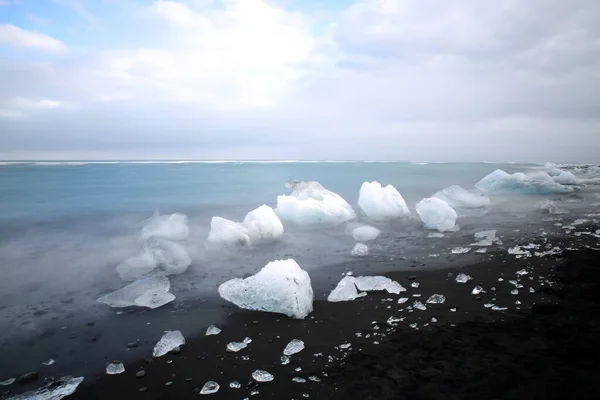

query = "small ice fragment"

[
  {"left": 292, "top": 377, "right": 306, "bottom": 383},
  {"left": 530, "top": 287, "right": 535, "bottom": 293},
  {"left": 516, "top": 269, "right": 529, "bottom": 276},
  {"left": 573, "top": 219, "right": 588, "bottom": 226},
  {"left": 451, "top": 247, "right": 471, "bottom": 254},
  {"left": 449, "top": 308, "right": 457, "bottom": 312},
  {"left": 7, "top": 376, "right": 84, "bottom": 400},
  {"left": 398, "top": 297, "right": 409, "bottom": 304},
  {"left": 42, "top": 359, "right": 55, "bottom": 366},
  {"left": 484, "top": 303, "right": 494, "bottom": 308},
  {"left": 308, "top": 376, "right": 321, "bottom": 382},
  {"left": 511, "top": 289, "right": 519, "bottom": 295},
  {"left": 431, "top": 317, "right": 438, "bottom": 323},
  {"left": 428, "top": 232, "right": 445, "bottom": 238},
  {"left": 327, "top": 276, "right": 367, "bottom": 302},
  {"left": 0, "top": 378, "right": 15, "bottom": 386},
  {"left": 387, "top": 316, "right": 401, "bottom": 324},
  {"left": 492, "top": 306, "right": 508, "bottom": 311},
  {"left": 229, "top": 381, "right": 241, "bottom": 389},
  {"left": 353, "top": 276, "right": 406, "bottom": 294},
  {"left": 411, "top": 282, "right": 420, "bottom": 288},
  {"left": 515, "top": 300, "right": 522, "bottom": 305},
  {"left": 243, "top": 337, "right": 252, "bottom": 344},
  {"left": 351, "top": 243, "right": 369, "bottom": 257},
  {"left": 413, "top": 301, "right": 426, "bottom": 311},
  {"left": 409, "top": 323, "right": 418, "bottom": 329},
  {"left": 471, "top": 230, "right": 497, "bottom": 246},
  {"left": 226, "top": 342, "right": 248, "bottom": 352},
  {"left": 476, "top": 248, "right": 487, "bottom": 254},
  {"left": 339, "top": 343, "right": 351, "bottom": 349},
  {"left": 252, "top": 370, "right": 274, "bottom": 382},
  {"left": 472, "top": 285, "right": 484, "bottom": 295},
  {"left": 105, "top": 361, "right": 125, "bottom": 375},
  {"left": 153, "top": 331, "right": 185, "bottom": 357},
  {"left": 352, "top": 225, "right": 381, "bottom": 241},
  {"left": 283, "top": 339, "right": 305, "bottom": 356},
  {"left": 426, "top": 294, "right": 446, "bottom": 304},
  {"left": 281, "top": 356, "right": 290, "bottom": 365},
  {"left": 455, "top": 273, "right": 472, "bottom": 283},
  {"left": 205, "top": 325, "right": 221, "bottom": 336},
  {"left": 200, "top": 381, "right": 220, "bottom": 394}
]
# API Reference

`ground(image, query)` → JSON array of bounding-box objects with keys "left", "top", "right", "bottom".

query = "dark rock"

[
  {"left": 136, "top": 370, "right": 146, "bottom": 378},
  {"left": 408, "top": 276, "right": 417, "bottom": 281},
  {"left": 17, "top": 372, "right": 39, "bottom": 384},
  {"left": 193, "top": 388, "right": 200, "bottom": 393},
  {"left": 169, "top": 346, "right": 181, "bottom": 355},
  {"left": 86, "top": 321, "right": 95, "bottom": 326}
]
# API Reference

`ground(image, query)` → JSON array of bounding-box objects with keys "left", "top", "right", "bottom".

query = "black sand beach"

[{"left": 3, "top": 224, "right": 594, "bottom": 400}]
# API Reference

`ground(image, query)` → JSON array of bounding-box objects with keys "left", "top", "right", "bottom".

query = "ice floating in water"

[
  {"left": 426, "top": 294, "right": 446, "bottom": 304},
  {"left": 252, "top": 370, "right": 274, "bottom": 382},
  {"left": 275, "top": 180, "right": 356, "bottom": 227},
  {"left": 153, "top": 331, "right": 185, "bottom": 357},
  {"left": 226, "top": 342, "right": 248, "bottom": 352},
  {"left": 218, "top": 259, "right": 314, "bottom": 319},
  {"left": 451, "top": 247, "right": 471, "bottom": 254},
  {"left": 475, "top": 169, "right": 573, "bottom": 194},
  {"left": 205, "top": 325, "right": 221, "bottom": 336},
  {"left": 455, "top": 273, "right": 472, "bottom": 283},
  {"left": 351, "top": 243, "right": 369, "bottom": 257},
  {"left": 6, "top": 376, "right": 84, "bottom": 400},
  {"left": 352, "top": 225, "right": 381, "bottom": 241},
  {"left": 141, "top": 212, "right": 189, "bottom": 241},
  {"left": 105, "top": 361, "right": 125, "bottom": 375},
  {"left": 97, "top": 275, "right": 174, "bottom": 309},
  {"left": 552, "top": 170, "right": 578, "bottom": 185},
  {"left": 357, "top": 181, "right": 410, "bottom": 220},
  {"left": 328, "top": 276, "right": 405, "bottom": 302},
  {"left": 416, "top": 197, "right": 458, "bottom": 232},
  {"left": 327, "top": 276, "right": 367, "bottom": 302},
  {"left": 471, "top": 230, "right": 497, "bottom": 247},
  {"left": 200, "top": 381, "right": 220, "bottom": 394},
  {"left": 283, "top": 339, "right": 305, "bottom": 356},
  {"left": 433, "top": 185, "right": 490, "bottom": 208}
]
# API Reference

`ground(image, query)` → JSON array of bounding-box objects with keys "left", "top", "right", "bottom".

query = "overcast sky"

[{"left": 0, "top": 0, "right": 599, "bottom": 162}]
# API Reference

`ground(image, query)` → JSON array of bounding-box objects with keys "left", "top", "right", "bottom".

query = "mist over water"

[{"left": 0, "top": 161, "right": 598, "bottom": 378}]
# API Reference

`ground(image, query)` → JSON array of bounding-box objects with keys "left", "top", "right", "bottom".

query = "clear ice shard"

[
  {"left": 6, "top": 376, "right": 84, "bottom": 400},
  {"left": 252, "top": 370, "right": 274, "bottom": 382},
  {"left": 451, "top": 247, "right": 471, "bottom": 254},
  {"left": 97, "top": 275, "right": 173, "bottom": 309},
  {"left": 357, "top": 181, "right": 410, "bottom": 220},
  {"left": 472, "top": 285, "right": 484, "bottom": 295},
  {"left": 283, "top": 339, "right": 305, "bottom": 356},
  {"left": 218, "top": 259, "right": 314, "bottom": 319},
  {"left": 144, "top": 238, "right": 191, "bottom": 276},
  {"left": 413, "top": 301, "right": 427, "bottom": 310},
  {"left": 200, "top": 381, "right": 220, "bottom": 394},
  {"left": 353, "top": 276, "right": 406, "bottom": 294},
  {"left": 327, "top": 276, "right": 366, "bottom": 302},
  {"left": 105, "top": 361, "right": 125, "bottom": 375},
  {"left": 153, "top": 331, "right": 185, "bottom": 357},
  {"left": 133, "top": 289, "right": 176, "bottom": 309},
  {"left": 433, "top": 185, "right": 490, "bottom": 209},
  {"left": 426, "top": 294, "right": 446, "bottom": 304},
  {"left": 471, "top": 230, "right": 497, "bottom": 247},
  {"left": 226, "top": 342, "right": 248, "bottom": 352},
  {"left": 229, "top": 381, "right": 241, "bottom": 389},
  {"left": 205, "top": 325, "right": 221, "bottom": 336},
  {"left": 351, "top": 243, "right": 369, "bottom": 257},
  {"left": 455, "top": 273, "right": 472, "bottom": 283}
]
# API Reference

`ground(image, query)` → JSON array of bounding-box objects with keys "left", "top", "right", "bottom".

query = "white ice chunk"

[
  {"left": 133, "top": 289, "right": 175, "bottom": 309},
  {"left": 252, "top": 370, "right": 274, "bottom": 382},
  {"left": 205, "top": 325, "right": 221, "bottom": 336},
  {"left": 327, "top": 276, "right": 367, "bottom": 302},
  {"left": 413, "top": 301, "right": 427, "bottom": 310},
  {"left": 226, "top": 342, "right": 248, "bottom": 352},
  {"left": 283, "top": 339, "right": 305, "bottom": 356},
  {"left": 97, "top": 275, "right": 172, "bottom": 309},
  {"left": 471, "top": 230, "right": 497, "bottom": 247},
  {"left": 475, "top": 169, "right": 573, "bottom": 194},
  {"left": 229, "top": 381, "right": 241, "bottom": 389},
  {"left": 352, "top": 225, "right": 381, "bottom": 241},
  {"left": 428, "top": 232, "right": 445, "bottom": 238},
  {"left": 141, "top": 212, "right": 189, "bottom": 241},
  {"left": 353, "top": 276, "right": 406, "bottom": 294},
  {"left": 145, "top": 238, "right": 191, "bottom": 275},
  {"left": 105, "top": 361, "right": 125, "bottom": 375},
  {"left": 116, "top": 252, "right": 158, "bottom": 281},
  {"left": 6, "top": 376, "right": 84, "bottom": 400},
  {"left": 242, "top": 205, "right": 284, "bottom": 244},
  {"left": 357, "top": 181, "right": 410, "bottom": 220},
  {"left": 275, "top": 180, "right": 356, "bottom": 227},
  {"left": 426, "top": 294, "right": 446, "bottom": 304},
  {"left": 455, "top": 273, "right": 472, "bottom": 283},
  {"left": 351, "top": 243, "right": 369, "bottom": 257},
  {"left": 153, "top": 331, "right": 185, "bottom": 357},
  {"left": 552, "top": 171, "right": 578, "bottom": 185},
  {"left": 200, "top": 381, "right": 220, "bottom": 394},
  {"left": 205, "top": 217, "right": 251, "bottom": 250},
  {"left": 416, "top": 197, "right": 458, "bottom": 232},
  {"left": 218, "top": 259, "right": 314, "bottom": 319},
  {"left": 433, "top": 185, "right": 490, "bottom": 208},
  {"left": 472, "top": 285, "right": 484, "bottom": 295},
  {"left": 451, "top": 247, "right": 471, "bottom": 254},
  {"left": 508, "top": 246, "right": 531, "bottom": 257}
]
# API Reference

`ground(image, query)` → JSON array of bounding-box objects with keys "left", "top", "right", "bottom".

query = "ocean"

[{"left": 0, "top": 161, "right": 598, "bottom": 380}]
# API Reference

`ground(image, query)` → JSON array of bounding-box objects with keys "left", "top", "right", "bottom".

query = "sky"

[{"left": 0, "top": 0, "right": 599, "bottom": 162}]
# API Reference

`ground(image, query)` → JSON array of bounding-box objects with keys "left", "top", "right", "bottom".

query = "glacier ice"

[
  {"left": 351, "top": 243, "right": 369, "bottom": 257},
  {"left": 116, "top": 252, "right": 158, "bottom": 282},
  {"left": 205, "top": 325, "right": 221, "bottom": 336},
  {"left": 357, "top": 181, "right": 410, "bottom": 220},
  {"left": 416, "top": 197, "right": 458, "bottom": 232},
  {"left": 252, "top": 370, "right": 274, "bottom": 382},
  {"left": 352, "top": 225, "right": 380, "bottom": 241},
  {"left": 153, "top": 331, "right": 185, "bottom": 357},
  {"left": 552, "top": 170, "right": 578, "bottom": 185},
  {"left": 243, "top": 205, "right": 284, "bottom": 243},
  {"left": 133, "top": 289, "right": 176, "bottom": 309},
  {"left": 226, "top": 342, "right": 248, "bottom": 352},
  {"left": 471, "top": 230, "right": 497, "bottom": 246},
  {"left": 433, "top": 185, "right": 490, "bottom": 208},
  {"left": 200, "top": 381, "right": 220, "bottom": 394},
  {"left": 426, "top": 294, "right": 445, "bottom": 304},
  {"left": 97, "top": 275, "right": 174, "bottom": 309},
  {"left": 283, "top": 339, "right": 305, "bottom": 356},
  {"left": 327, "top": 276, "right": 367, "bottom": 302},
  {"left": 6, "top": 376, "right": 84, "bottom": 400},
  {"left": 218, "top": 259, "right": 314, "bottom": 319},
  {"left": 455, "top": 273, "right": 472, "bottom": 283},
  {"left": 475, "top": 169, "right": 573, "bottom": 194},
  {"left": 205, "top": 217, "right": 251, "bottom": 250},
  {"left": 145, "top": 238, "right": 191, "bottom": 276},
  {"left": 105, "top": 361, "right": 125, "bottom": 375},
  {"left": 451, "top": 247, "right": 470, "bottom": 254},
  {"left": 353, "top": 276, "right": 406, "bottom": 294},
  {"left": 275, "top": 180, "right": 356, "bottom": 227},
  {"left": 140, "top": 212, "right": 189, "bottom": 241}
]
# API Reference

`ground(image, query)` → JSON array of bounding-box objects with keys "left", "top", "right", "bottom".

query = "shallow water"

[{"left": 0, "top": 161, "right": 598, "bottom": 380}]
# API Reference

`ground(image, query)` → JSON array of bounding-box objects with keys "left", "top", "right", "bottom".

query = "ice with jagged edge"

[
  {"left": 283, "top": 339, "right": 305, "bottom": 356},
  {"left": 357, "top": 181, "right": 410, "bottom": 220},
  {"left": 6, "top": 376, "right": 84, "bottom": 400},
  {"left": 455, "top": 273, "right": 472, "bottom": 283},
  {"left": 471, "top": 230, "right": 497, "bottom": 246},
  {"left": 452, "top": 247, "right": 471, "bottom": 254},
  {"left": 275, "top": 180, "right": 356, "bottom": 227},
  {"left": 218, "top": 259, "right": 314, "bottom": 319},
  {"left": 537, "top": 199, "right": 569, "bottom": 215},
  {"left": 433, "top": 185, "right": 490, "bottom": 209},
  {"left": 205, "top": 325, "right": 221, "bottom": 336},
  {"left": 140, "top": 212, "right": 190, "bottom": 241},
  {"left": 475, "top": 169, "right": 574, "bottom": 194},
  {"left": 351, "top": 243, "right": 369, "bottom": 257},
  {"left": 252, "top": 370, "right": 274, "bottom": 382},
  {"left": 97, "top": 275, "right": 175, "bottom": 309},
  {"left": 200, "top": 381, "right": 220, "bottom": 394},
  {"left": 328, "top": 276, "right": 405, "bottom": 302},
  {"left": 105, "top": 361, "right": 125, "bottom": 375},
  {"left": 117, "top": 238, "right": 191, "bottom": 281},
  {"left": 153, "top": 331, "right": 185, "bottom": 357},
  {"left": 352, "top": 225, "right": 380, "bottom": 241},
  {"left": 416, "top": 197, "right": 458, "bottom": 232},
  {"left": 227, "top": 342, "right": 248, "bottom": 352},
  {"left": 327, "top": 276, "right": 367, "bottom": 302}
]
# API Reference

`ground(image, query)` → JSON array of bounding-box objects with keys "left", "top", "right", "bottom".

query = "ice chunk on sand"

[
  {"left": 218, "top": 259, "right": 314, "bottom": 319},
  {"left": 105, "top": 361, "right": 125, "bottom": 375},
  {"left": 252, "top": 370, "right": 274, "bottom": 382},
  {"left": 133, "top": 289, "right": 176, "bottom": 309},
  {"left": 153, "top": 331, "right": 185, "bottom": 357},
  {"left": 426, "top": 294, "right": 446, "bottom": 304},
  {"left": 275, "top": 180, "right": 356, "bottom": 227},
  {"left": 205, "top": 217, "right": 251, "bottom": 250},
  {"left": 451, "top": 247, "right": 470, "bottom": 254},
  {"left": 433, "top": 185, "right": 490, "bottom": 208},
  {"left": 357, "top": 181, "right": 410, "bottom": 220},
  {"left": 351, "top": 243, "right": 369, "bottom": 257},
  {"left": 205, "top": 325, "right": 221, "bottom": 336},
  {"left": 413, "top": 301, "right": 427, "bottom": 310},
  {"left": 243, "top": 205, "right": 284, "bottom": 243},
  {"left": 141, "top": 212, "right": 189, "bottom": 241},
  {"left": 455, "top": 273, "right": 472, "bottom": 283},
  {"left": 416, "top": 197, "right": 458, "bottom": 232},
  {"left": 327, "top": 276, "right": 367, "bottom": 302},
  {"left": 475, "top": 169, "right": 573, "bottom": 194},
  {"left": 508, "top": 246, "right": 531, "bottom": 257},
  {"left": 7, "top": 376, "right": 84, "bottom": 400},
  {"left": 97, "top": 275, "right": 172, "bottom": 309},
  {"left": 227, "top": 342, "right": 248, "bottom": 352},
  {"left": 200, "top": 381, "right": 220, "bottom": 394},
  {"left": 471, "top": 230, "right": 497, "bottom": 247},
  {"left": 283, "top": 339, "right": 305, "bottom": 356},
  {"left": 352, "top": 225, "right": 380, "bottom": 241},
  {"left": 353, "top": 276, "right": 406, "bottom": 294},
  {"left": 145, "top": 238, "right": 191, "bottom": 275}
]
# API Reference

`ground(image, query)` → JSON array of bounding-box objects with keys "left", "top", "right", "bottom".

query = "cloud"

[
  {"left": 11, "top": 97, "right": 71, "bottom": 110},
  {"left": 0, "top": 24, "right": 67, "bottom": 52}
]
